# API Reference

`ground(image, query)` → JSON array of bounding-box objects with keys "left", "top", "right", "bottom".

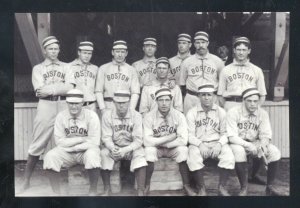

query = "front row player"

[
  {"left": 186, "top": 84, "right": 235, "bottom": 196},
  {"left": 101, "top": 90, "right": 148, "bottom": 196},
  {"left": 43, "top": 89, "right": 101, "bottom": 195},
  {"left": 143, "top": 88, "right": 195, "bottom": 196},
  {"left": 227, "top": 88, "right": 282, "bottom": 196}
]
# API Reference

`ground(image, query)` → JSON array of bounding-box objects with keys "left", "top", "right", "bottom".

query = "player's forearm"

[
  {"left": 229, "top": 136, "right": 249, "bottom": 147},
  {"left": 218, "top": 135, "right": 228, "bottom": 146},
  {"left": 218, "top": 96, "right": 225, "bottom": 108},
  {"left": 56, "top": 137, "right": 84, "bottom": 147},
  {"left": 165, "top": 137, "right": 187, "bottom": 148},
  {"left": 52, "top": 83, "right": 74, "bottom": 95},
  {"left": 96, "top": 92, "right": 106, "bottom": 110},
  {"left": 130, "top": 93, "right": 139, "bottom": 110},
  {"left": 73, "top": 142, "right": 99, "bottom": 152},
  {"left": 102, "top": 138, "right": 115, "bottom": 151},
  {"left": 147, "top": 133, "right": 177, "bottom": 147},
  {"left": 188, "top": 136, "right": 202, "bottom": 147}
]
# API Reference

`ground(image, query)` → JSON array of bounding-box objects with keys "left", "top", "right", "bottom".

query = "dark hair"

[{"left": 233, "top": 42, "right": 251, "bottom": 49}]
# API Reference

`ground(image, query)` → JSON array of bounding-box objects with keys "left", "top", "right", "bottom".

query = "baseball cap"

[
  {"left": 155, "top": 87, "right": 172, "bottom": 100},
  {"left": 78, "top": 41, "right": 94, "bottom": 51},
  {"left": 42, "top": 36, "right": 59, "bottom": 48},
  {"left": 194, "top": 31, "right": 209, "bottom": 41},
  {"left": 144, "top": 37, "right": 157, "bottom": 46},
  {"left": 112, "top": 40, "right": 128, "bottom": 50},
  {"left": 156, "top": 57, "right": 170, "bottom": 66},
  {"left": 233, "top": 37, "right": 250, "bottom": 46},
  {"left": 178, "top": 33, "right": 191, "bottom": 42},
  {"left": 113, "top": 90, "right": 131, "bottom": 102},
  {"left": 242, "top": 88, "right": 260, "bottom": 99},
  {"left": 198, "top": 84, "right": 216, "bottom": 93},
  {"left": 66, "top": 89, "right": 84, "bottom": 103}
]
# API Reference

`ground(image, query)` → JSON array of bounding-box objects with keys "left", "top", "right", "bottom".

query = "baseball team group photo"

[{"left": 14, "top": 12, "right": 290, "bottom": 197}]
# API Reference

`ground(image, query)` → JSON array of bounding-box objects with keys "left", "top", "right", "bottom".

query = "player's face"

[
  {"left": 198, "top": 92, "right": 214, "bottom": 108},
  {"left": 244, "top": 94, "right": 260, "bottom": 113},
  {"left": 156, "top": 63, "right": 169, "bottom": 79},
  {"left": 234, "top": 44, "right": 251, "bottom": 62},
  {"left": 44, "top": 43, "right": 60, "bottom": 61},
  {"left": 143, "top": 44, "right": 157, "bottom": 57},
  {"left": 78, "top": 50, "right": 93, "bottom": 64},
  {"left": 194, "top": 39, "right": 209, "bottom": 55},
  {"left": 178, "top": 41, "right": 191, "bottom": 54},
  {"left": 157, "top": 95, "right": 172, "bottom": 113},
  {"left": 67, "top": 102, "right": 83, "bottom": 117},
  {"left": 114, "top": 101, "right": 130, "bottom": 117},
  {"left": 112, "top": 49, "right": 128, "bottom": 63}
]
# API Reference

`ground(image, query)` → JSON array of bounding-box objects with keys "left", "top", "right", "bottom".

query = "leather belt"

[
  {"left": 40, "top": 96, "right": 66, "bottom": 101},
  {"left": 83, "top": 101, "right": 96, "bottom": 106},
  {"left": 104, "top": 97, "right": 113, "bottom": 102},
  {"left": 225, "top": 96, "right": 243, "bottom": 102}
]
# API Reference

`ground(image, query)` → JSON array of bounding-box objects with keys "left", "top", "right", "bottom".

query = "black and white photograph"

[{"left": 13, "top": 12, "right": 290, "bottom": 197}]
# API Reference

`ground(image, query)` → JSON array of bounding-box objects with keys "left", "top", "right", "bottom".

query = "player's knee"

[
  {"left": 85, "top": 147, "right": 100, "bottom": 160},
  {"left": 100, "top": 148, "right": 110, "bottom": 158},
  {"left": 145, "top": 147, "right": 157, "bottom": 162},
  {"left": 230, "top": 144, "right": 247, "bottom": 162},
  {"left": 267, "top": 144, "right": 281, "bottom": 162}
]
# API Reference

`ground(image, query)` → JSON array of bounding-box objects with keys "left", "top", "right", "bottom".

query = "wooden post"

[{"left": 37, "top": 13, "right": 50, "bottom": 47}]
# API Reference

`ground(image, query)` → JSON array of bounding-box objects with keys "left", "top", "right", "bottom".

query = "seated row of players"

[{"left": 43, "top": 86, "right": 281, "bottom": 196}]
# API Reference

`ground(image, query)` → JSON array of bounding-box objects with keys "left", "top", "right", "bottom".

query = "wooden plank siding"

[{"left": 14, "top": 101, "right": 290, "bottom": 160}]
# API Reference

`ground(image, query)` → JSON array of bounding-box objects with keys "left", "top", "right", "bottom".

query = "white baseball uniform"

[
  {"left": 132, "top": 57, "right": 157, "bottom": 87},
  {"left": 168, "top": 52, "right": 191, "bottom": 85}
]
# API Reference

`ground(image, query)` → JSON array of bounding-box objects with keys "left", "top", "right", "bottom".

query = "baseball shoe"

[
  {"left": 144, "top": 185, "right": 150, "bottom": 196},
  {"left": 266, "top": 185, "right": 284, "bottom": 196},
  {"left": 218, "top": 185, "right": 230, "bottom": 196},
  {"left": 237, "top": 187, "right": 248, "bottom": 196},
  {"left": 16, "top": 182, "right": 30, "bottom": 194},
  {"left": 183, "top": 184, "right": 196, "bottom": 196},
  {"left": 100, "top": 188, "right": 112, "bottom": 196},
  {"left": 88, "top": 191, "right": 98, "bottom": 196},
  {"left": 249, "top": 175, "right": 267, "bottom": 185},
  {"left": 137, "top": 189, "right": 144, "bottom": 196},
  {"left": 197, "top": 186, "right": 207, "bottom": 196}
]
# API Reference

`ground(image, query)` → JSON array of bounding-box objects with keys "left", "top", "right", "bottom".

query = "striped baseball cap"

[
  {"left": 42, "top": 36, "right": 59, "bottom": 48},
  {"left": 233, "top": 37, "right": 250, "bottom": 46},
  {"left": 144, "top": 37, "right": 157, "bottom": 46},
  {"left": 112, "top": 40, "right": 128, "bottom": 50},
  {"left": 155, "top": 87, "right": 172, "bottom": 100},
  {"left": 113, "top": 90, "right": 131, "bottom": 102},
  {"left": 156, "top": 57, "right": 170, "bottom": 66},
  {"left": 198, "top": 84, "right": 216, "bottom": 93},
  {"left": 78, "top": 41, "right": 94, "bottom": 51},
  {"left": 66, "top": 89, "right": 84, "bottom": 103},
  {"left": 178, "top": 33, "right": 191, "bottom": 42},
  {"left": 242, "top": 88, "right": 260, "bottom": 99},
  {"left": 194, "top": 31, "right": 209, "bottom": 41}
]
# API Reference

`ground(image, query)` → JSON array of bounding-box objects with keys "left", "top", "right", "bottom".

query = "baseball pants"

[
  {"left": 28, "top": 99, "right": 67, "bottom": 156},
  {"left": 100, "top": 146, "right": 148, "bottom": 172},
  {"left": 187, "top": 142, "right": 235, "bottom": 171},
  {"left": 230, "top": 143, "right": 281, "bottom": 163},
  {"left": 43, "top": 146, "right": 101, "bottom": 172},
  {"left": 145, "top": 146, "right": 188, "bottom": 163}
]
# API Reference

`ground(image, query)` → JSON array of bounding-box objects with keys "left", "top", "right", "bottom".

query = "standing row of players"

[{"left": 18, "top": 31, "right": 280, "bottom": 196}]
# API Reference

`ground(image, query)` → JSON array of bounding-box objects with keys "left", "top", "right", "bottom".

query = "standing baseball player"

[
  {"left": 227, "top": 88, "right": 282, "bottom": 196},
  {"left": 18, "top": 36, "right": 75, "bottom": 193},
  {"left": 179, "top": 31, "right": 224, "bottom": 115},
  {"left": 186, "top": 84, "right": 235, "bottom": 196},
  {"left": 143, "top": 88, "right": 195, "bottom": 196},
  {"left": 100, "top": 90, "right": 148, "bottom": 196},
  {"left": 139, "top": 57, "right": 183, "bottom": 116},
  {"left": 132, "top": 37, "right": 157, "bottom": 87},
  {"left": 95, "top": 40, "right": 140, "bottom": 115},
  {"left": 43, "top": 89, "right": 101, "bottom": 195},
  {"left": 217, "top": 37, "right": 267, "bottom": 111},
  {"left": 69, "top": 41, "right": 98, "bottom": 111},
  {"left": 168, "top": 33, "right": 192, "bottom": 85}
]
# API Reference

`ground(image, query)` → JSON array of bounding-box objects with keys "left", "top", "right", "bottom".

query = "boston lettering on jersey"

[
  {"left": 195, "top": 117, "right": 218, "bottom": 129},
  {"left": 170, "top": 66, "right": 180, "bottom": 75},
  {"left": 190, "top": 65, "right": 216, "bottom": 75},
  {"left": 114, "top": 124, "right": 133, "bottom": 133},
  {"left": 74, "top": 70, "right": 96, "bottom": 79},
  {"left": 107, "top": 72, "right": 129, "bottom": 82},
  {"left": 65, "top": 126, "right": 88, "bottom": 136},
  {"left": 153, "top": 125, "right": 176, "bottom": 135},
  {"left": 227, "top": 73, "right": 254, "bottom": 83},
  {"left": 43, "top": 70, "right": 65, "bottom": 80},
  {"left": 238, "top": 122, "right": 259, "bottom": 131},
  {"left": 138, "top": 66, "right": 156, "bottom": 77}
]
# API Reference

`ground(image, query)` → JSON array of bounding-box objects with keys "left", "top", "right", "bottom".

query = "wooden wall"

[{"left": 14, "top": 101, "right": 290, "bottom": 160}]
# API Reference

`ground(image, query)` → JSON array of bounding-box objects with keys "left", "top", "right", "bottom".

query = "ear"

[
  {"left": 248, "top": 48, "right": 251, "bottom": 54},
  {"left": 207, "top": 41, "right": 210, "bottom": 46},
  {"left": 77, "top": 50, "right": 80, "bottom": 57},
  {"left": 111, "top": 50, "right": 114, "bottom": 56},
  {"left": 124, "top": 50, "right": 128, "bottom": 58},
  {"left": 188, "top": 42, "right": 192, "bottom": 48}
]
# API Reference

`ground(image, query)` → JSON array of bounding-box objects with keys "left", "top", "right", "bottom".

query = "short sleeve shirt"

[{"left": 132, "top": 57, "right": 157, "bottom": 87}]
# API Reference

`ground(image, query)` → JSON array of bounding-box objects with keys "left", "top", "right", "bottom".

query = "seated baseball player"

[
  {"left": 227, "top": 88, "right": 282, "bottom": 196},
  {"left": 100, "top": 90, "right": 148, "bottom": 196},
  {"left": 43, "top": 89, "right": 101, "bottom": 196},
  {"left": 186, "top": 84, "right": 235, "bottom": 196},
  {"left": 139, "top": 57, "right": 183, "bottom": 116},
  {"left": 143, "top": 88, "right": 195, "bottom": 196}
]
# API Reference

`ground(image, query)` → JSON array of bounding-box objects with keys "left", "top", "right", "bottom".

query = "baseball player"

[
  {"left": 168, "top": 33, "right": 192, "bottom": 85},
  {"left": 217, "top": 37, "right": 267, "bottom": 111},
  {"left": 95, "top": 40, "right": 140, "bottom": 115},
  {"left": 179, "top": 31, "right": 224, "bottom": 115},
  {"left": 69, "top": 41, "right": 98, "bottom": 111},
  {"left": 100, "top": 90, "right": 148, "bottom": 196},
  {"left": 227, "top": 88, "right": 282, "bottom": 196},
  {"left": 139, "top": 57, "right": 183, "bottom": 116},
  {"left": 216, "top": 45, "right": 231, "bottom": 66},
  {"left": 43, "top": 89, "right": 101, "bottom": 195},
  {"left": 132, "top": 37, "right": 158, "bottom": 87},
  {"left": 18, "top": 36, "right": 75, "bottom": 193},
  {"left": 143, "top": 88, "right": 195, "bottom": 196},
  {"left": 186, "top": 84, "right": 235, "bottom": 196}
]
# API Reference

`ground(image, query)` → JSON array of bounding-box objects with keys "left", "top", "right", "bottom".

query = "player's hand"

[
  {"left": 260, "top": 144, "right": 269, "bottom": 155},
  {"left": 61, "top": 146, "right": 75, "bottom": 152},
  {"left": 36, "top": 86, "right": 53, "bottom": 97},
  {"left": 168, "top": 79, "right": 176, "bottom": 89},
  {"left": 211, "top": 142, "right": 222, "bottom": 158},
  {"left": 245, "top": 142, "right": 258, "bottom": 155},
  {"left": 116, "top": 147, "right": 128, "bottom": 158},
  {"left": 110, "top": 146, "right": 121, "bottom": 160},
  {"left": 199, "top": 143, "right": 210, "bottom": 159}
]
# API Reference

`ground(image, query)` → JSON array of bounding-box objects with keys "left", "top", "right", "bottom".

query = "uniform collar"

[
  {"left": 71, "top": 58, "right": 90, "bottom": 66},
  {"left": 233, "top": 58, "right": 250, "bottom": 66},
  {"left": 142, "top": 56, "right": 156, "bottom": 64},
  {"left": 176, "top": 52, "right": 191, "bottom": 60},
  {"left": 156, "top": 108, "right": 173, "bottom": 119},
  {"left": 195, "top": 51, "right": 210, "bottom": 60},
  {"left": 67, "top": 109, "right": 85, "bottom": 121},
  {"left": 241, "top": 104, "right": 258, "bottom": 117},
  {"left": 112, "top": 107, "right": 132, "bottom": 119},
  {"left": 43, "top": 58, "right": 61, "bottom": 66},
  {"left": 197, "top": 103, "right": 217, "bottom": 112},
  {"left": 112, "top": 59, "right": 126, "bottom": 66},
  {"left": 152, "top": 78, "right": 169, "bottom": 87}
]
